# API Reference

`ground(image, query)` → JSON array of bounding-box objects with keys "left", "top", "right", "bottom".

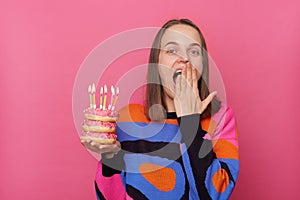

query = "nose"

[
  {"left": 177, "top": 51, "right": 189, "bottom": 63},
  {"left": 177, "top": 54, "right": 189, "bottom": 64}
]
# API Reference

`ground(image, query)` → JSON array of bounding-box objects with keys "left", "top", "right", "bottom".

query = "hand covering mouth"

[{"left": 173, "top": 69, "right": 182, "bottom": 83}]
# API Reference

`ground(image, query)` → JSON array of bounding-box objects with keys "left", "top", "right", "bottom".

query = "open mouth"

[{"left": 173, "top": 69, "right": 182, "bottom": 83}]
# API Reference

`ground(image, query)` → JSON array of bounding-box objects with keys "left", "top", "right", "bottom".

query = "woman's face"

[{"left": 158, "top": 24, "right": 203, "bottom": 99}]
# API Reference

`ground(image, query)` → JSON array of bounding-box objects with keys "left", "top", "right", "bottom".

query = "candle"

[
  {"left": 88, "top": 85, "right": 92, "bottom": 108},
  {"left": 108, "top": 85, "right": 115, "bottom": 110},
  {"left": 92, "top": 83, "right": 96, "bottom": 109},
  {"left": 111, "top": 87, "right": 119, "bottom": 110},
  {"left": 103, "top": 84, "right": 107, "bottom": 110},
  {"left": 100, "top": 87, "right": 103, "bottom": 110}
]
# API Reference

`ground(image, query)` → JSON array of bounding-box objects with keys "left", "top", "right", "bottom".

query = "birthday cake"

[
  {"left": 83, "top": 109, "right": 119, "bottom": 122},
  {"left": 80, "top": 83, "right": 120, "bottom": 144}
]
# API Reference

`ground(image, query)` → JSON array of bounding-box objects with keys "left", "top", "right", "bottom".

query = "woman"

[{"left": 82, "top": 19, "right": 239, "bottom": 200}]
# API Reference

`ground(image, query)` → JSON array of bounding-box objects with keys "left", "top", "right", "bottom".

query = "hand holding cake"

[
  {"left": 80, "top": 83, "right": 120, "bottom": 157},
  {"left": 80, "top": 139, "right": 121, "bottom": 159}
]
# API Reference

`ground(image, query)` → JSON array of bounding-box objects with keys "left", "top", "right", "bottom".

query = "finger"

[
  {"left": 181, "top": 66, "right": 187, "bottom": 89},
  {"left": 85, "top": 144, "right": 101, "bottom": 153},
  {"left": 80, "top": 138, "right": 91, "bottom": 147},
  {"left": 192, "top": 68, "right": 198, "bottom": 96},
  {"left": 81, "top": 138, "right": 91, "bottom": 143},
  {"left": 99, "top": 143, "right": 121, "bottom": 154},
  {"left": 182, "top": 65, "right": 187, "bottom": 79},
  {"left": 81, "top": 140, "right": 89, "bottom": 146},
  {"left": 186, "top": 65, "right": 192, "bottom": 86},
  {"left": 175, "top": 74, "right": 181, "bottom": 96},
  {"left": 199, "top": 91, "right": 217, "bottom": 114},
  {"left": 81, "top": 141, "right": 89, "bottom": 148},
  {"left": 81, "top": 139, "right": 104, "bottom": 153},
  {"left": 202, "top": 91, "right": 217, "bottom": 106},
  {"left": 80, "top": 137, "right": 89, "bottom": 142},
  {"left": 90, "top": 146, "right": 101, "bottom": 153}
]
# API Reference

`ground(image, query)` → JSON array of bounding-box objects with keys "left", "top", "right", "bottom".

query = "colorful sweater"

[{"left": 95, "top": 104, "right": 239, "bottom": 200}]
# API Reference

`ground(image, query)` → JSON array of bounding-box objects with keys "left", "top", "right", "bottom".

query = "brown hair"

[{"left": 145, "top": 19, "right": 221, "bottom": 121}]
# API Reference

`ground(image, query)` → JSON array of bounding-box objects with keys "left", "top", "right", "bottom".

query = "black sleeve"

[
  {"left": 101, "top": 150, "right": 125, "bottom": 177},
  {"left": 178, "top": 114, "right": 216, "bottom": 199}
]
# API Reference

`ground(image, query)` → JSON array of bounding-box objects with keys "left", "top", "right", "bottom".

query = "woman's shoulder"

[{"left": 118, "top": 103, "right": 150, "bottom": 123}]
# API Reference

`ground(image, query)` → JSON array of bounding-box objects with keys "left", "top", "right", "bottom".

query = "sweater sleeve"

[
  {"left": 95, "top": 153, "right": 128, "bottom": 200},
  {"left": 178, "top": 106, "right": 239, "bottom": 199},
  {"left": 94, "top": 105, "right": 133, "bottom": 200}
]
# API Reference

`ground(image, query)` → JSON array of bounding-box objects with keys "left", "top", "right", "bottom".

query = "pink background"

[{"left": 1, "top": 0, "right": 299, "bottom": 199}]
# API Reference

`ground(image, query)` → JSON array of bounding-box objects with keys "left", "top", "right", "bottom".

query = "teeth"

[{"left": 173, "top": 69, "right": 182, "bottom": 82}]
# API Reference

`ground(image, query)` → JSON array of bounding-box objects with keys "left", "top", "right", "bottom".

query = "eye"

[
  {"left": 188, "top": 49, "right": 200, "bottom": 56},
  {"left": 166, "top": 48, "right": 177, "bottom": 54}
]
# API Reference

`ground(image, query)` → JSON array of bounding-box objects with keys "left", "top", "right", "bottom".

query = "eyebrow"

[
  {"left": 163, "top": 41, "right": 179, "bottom": 47},
  {"left": 189, "top": 42, "right": 202, "bottom": 48},
  {"left": 163, "top": 41, "right": 202, "bottom": 48}
]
